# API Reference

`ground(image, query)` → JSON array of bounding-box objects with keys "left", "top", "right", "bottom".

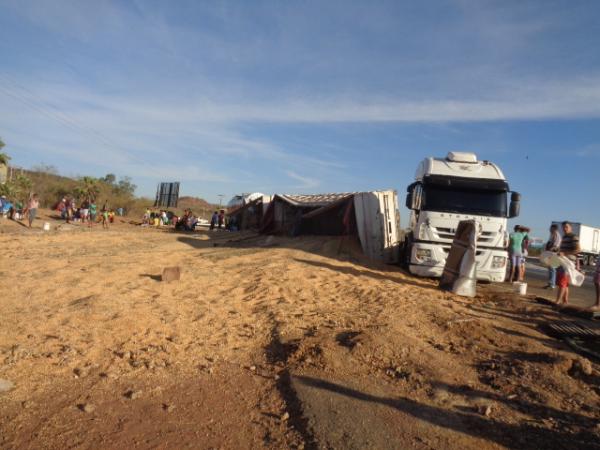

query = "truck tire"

[{"left": 400, "top": 234, "right": 413, "bottom": 270}]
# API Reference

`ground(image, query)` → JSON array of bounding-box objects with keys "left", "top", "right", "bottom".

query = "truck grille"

[{"left": 435, "top": 227, "right": 496, "bottom": 245}]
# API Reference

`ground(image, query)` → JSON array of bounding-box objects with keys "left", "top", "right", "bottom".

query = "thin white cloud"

[
  {"left": 285, "top": 170, "right": 319, "bottom": 190},
  {"left": 2, "top": 0, "right": 600, "bottom": 201},
  {"left": 575, "top": 143, "right": 600, "bottom": 158}
]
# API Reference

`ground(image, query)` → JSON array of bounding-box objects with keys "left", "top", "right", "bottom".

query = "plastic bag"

[
  {"left": 540, "top": 251, "right": 562, "bottom": 268},
  {"left": 557, "top": 255, "right": 585, "bottom": 287}
]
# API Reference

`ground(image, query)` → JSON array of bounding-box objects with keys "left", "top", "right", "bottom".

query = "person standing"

[
  {"left": 89, "top": 201, "right": 97, "bottom": 225},
  {"left": 210, "top": 211, "right": 218, "bottom": 230},
  {"left": 101, "top": 204, "right": 109, "bottom": 229},
  {"left": 65, "top": 197, "right": 73, "bottom": 223},
  {"left": 508, "top": 225, "right": 528, "bottom": 282},
  {"left": 544, "top": 224, "right": 562, "bottom": 289},
  {"left": 518, "top": 226, "right": 531, "bottom": 281},
  {"left": 24, "top": 194, "right": 39, "bottom": 228},
  {"left": 80, "top": 200, "right": 89, "bottom": 224},
  {"left": 556, "top": 221, "right": 581, "bottom": 305},
  {"left": 592, "top": 256, "right": 600, "bottom": 310},
  {"left": 218, "top": 209, "right": 225, "bottom": 229}
]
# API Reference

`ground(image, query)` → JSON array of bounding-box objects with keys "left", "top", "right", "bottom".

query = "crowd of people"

[
  {"left": 542, "top": 221, "right": 600, "bottom": 309},
  {"left": 210, "top": 210, "right": 226, "bottom": 230},
  {"left": 0, "top": 192, "right": 125, "bottom": 230},
  {"left": 509, "top": 221, "right": 600, "bottom": 310},
  {"left": 54, "top": 197, "right": 120, "bottom": 229},
  {"left": 141, "top": 208, "right": 232, "bottom": 232},
  {"left": 142, "top": 208, "right": 205, "bottom": 231},
  {"left": 1, "top": 193, "right": 39, "bottom": 228}
]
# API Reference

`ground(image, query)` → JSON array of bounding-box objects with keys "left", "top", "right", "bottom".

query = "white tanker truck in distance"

[{"left": 404, "top": 152, "right": 521, "bottom": 282}]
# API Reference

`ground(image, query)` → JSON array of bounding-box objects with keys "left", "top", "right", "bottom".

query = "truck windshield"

[{"left": 422, "top": 185, "right": 508, "bottom": 217}]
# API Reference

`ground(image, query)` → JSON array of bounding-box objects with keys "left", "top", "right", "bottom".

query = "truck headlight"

[
  {"left": 492, "top": 256, "right": 506, "bottom": 268},
  {"left": 415, "top": 248, "right": 432, "bottom": 261}
]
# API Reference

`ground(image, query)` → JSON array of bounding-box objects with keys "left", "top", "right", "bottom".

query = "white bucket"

[
  {"left": 43, "top": 222, "right": 50, "bottom": 231},
  {"left": 514, "top": 282, "right": 527, "bottom": 295}
]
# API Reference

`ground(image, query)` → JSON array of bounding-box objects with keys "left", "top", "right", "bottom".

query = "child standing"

[{"left": 101, "top": 207, "right": 109, "bottom": 229}]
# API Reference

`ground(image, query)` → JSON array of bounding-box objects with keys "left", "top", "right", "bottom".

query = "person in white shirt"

[{"left": 544, "top": 224, "right": 562, "bottom": 289}]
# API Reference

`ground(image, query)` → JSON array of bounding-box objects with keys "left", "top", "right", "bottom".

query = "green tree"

[
  {"left": 0, "top": 140, "right": 9, "bottom": 186},
  {"left": 5, "top": 174, "right": 33, "bottom": 204},
  {"left": 103, "top": 173, "right": 116, "bottom": 184},
  {"left": 114, "top": 176, "right": 136, "bottom": 196},
  {"left": 75, "top": 176, "right": 101, "bottom": 202},
  {"left": 0, "top": 181, "right": 13, "bottom": 197}
]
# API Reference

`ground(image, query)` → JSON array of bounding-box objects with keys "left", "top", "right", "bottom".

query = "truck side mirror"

[
  {"left": 509, "top": 192, "right": 521, "bottom": 218},
  {"left": 405, "top": 183, "right": 420, "bottom": 210},
  {"left": 405, "top": 192, "right": 413, "bottom": 209}
]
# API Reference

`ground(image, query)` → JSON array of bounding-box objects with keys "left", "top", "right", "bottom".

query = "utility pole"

[{"left": 218, "top": 194, "right": 224, "bottom": 206}]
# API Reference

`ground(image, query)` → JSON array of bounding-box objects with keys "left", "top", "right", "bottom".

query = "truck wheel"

[{"left": 400, "top": 235, "right": 413, "bottom": 270}]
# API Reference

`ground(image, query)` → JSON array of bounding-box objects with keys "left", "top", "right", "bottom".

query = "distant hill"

[
  {"left": 177, "top": 196, "right": 221, "bottom": 218},
  {"left": 4, "top": 164, "right": 220, "bottom": 218},
  {"left": 178, "top": 196, "right": 214, "bottom": 210},
  {"left": 5, "top": 165, "right": 150, "bottom": 216}
]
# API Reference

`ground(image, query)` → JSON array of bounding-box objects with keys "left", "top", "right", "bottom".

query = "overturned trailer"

[
  {"left": 226, "top": 195, "right": 272, "bottom": 231},
  {"left": 260, "top": 191, "right": 401, "bottom": 263}
]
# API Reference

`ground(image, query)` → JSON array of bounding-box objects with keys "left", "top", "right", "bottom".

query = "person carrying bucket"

[{"left": 508, "top": 225, "right": 528, "bottom": 282}]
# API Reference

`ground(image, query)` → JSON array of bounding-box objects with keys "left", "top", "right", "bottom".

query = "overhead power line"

[{"left": 0, "top": 73, "right": 125, "bottom": 152}]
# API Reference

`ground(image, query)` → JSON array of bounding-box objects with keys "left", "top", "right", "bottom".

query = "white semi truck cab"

[{"left": 404, "top": 152, "right": 521, "bottom": 282}]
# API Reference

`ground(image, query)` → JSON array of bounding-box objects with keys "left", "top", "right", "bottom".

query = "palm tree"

[
  {"left": 0, "top": 152, "right": 9, "bottom": 166},
  {"left": 3, "top": 174, "right": 33, "bottom": 204},
  {"left": 76, "top": 176, "right": 100, "bottom": 202},
  {"left": 0, "top": 181, "right": 12, "bottom": 197}
]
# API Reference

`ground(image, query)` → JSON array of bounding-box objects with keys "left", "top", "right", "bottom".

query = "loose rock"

[
  {"left": 73, "top": 367, "right": 88, "bottom": 378},
  {"left": 570, "top": 358, "right": 593, "bottom": 376},
  {"left": 161, "top": 266, "right": 181, "bottom": 282},
  {"left": 125, "top": 389, "right": 142, "bottom": 400},
  {"left": 478, "top": 404, "right": 493, "bottom": 417},
  {"left": 79, "top": 403, "right": 95, "bottom": 413},
  {"left": 0, "top": 378, "right": 14, "bottom": 392},
  {"left": 163, "top": 403, "right": 175, "bottom": 413}
]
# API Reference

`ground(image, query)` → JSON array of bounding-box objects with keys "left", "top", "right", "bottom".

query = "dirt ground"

[{"left": 1, "top": 211, "right": 599, "bottom": 449}]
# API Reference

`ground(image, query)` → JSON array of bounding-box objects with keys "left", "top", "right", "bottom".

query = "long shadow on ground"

[{"left": 295, "top": 375, "right": 600, "bottom": 450}]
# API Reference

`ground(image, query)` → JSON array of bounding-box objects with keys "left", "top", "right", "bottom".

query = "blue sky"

[{"left": 1, "top": 0, "right": 599, "bottom": 236}]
